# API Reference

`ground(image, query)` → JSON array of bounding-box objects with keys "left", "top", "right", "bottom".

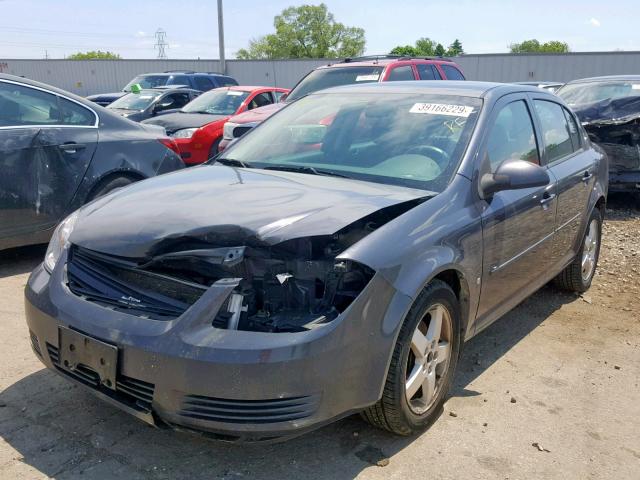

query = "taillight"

[{"left": 158, "top": 138, "right": 180, "bottom": 155}]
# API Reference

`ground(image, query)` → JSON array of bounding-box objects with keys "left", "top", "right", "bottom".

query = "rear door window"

[
  {"left": 387, "top": 66, "right": 416, "bottom": 81},
  {"left": 416, "top": 64, "right": 437, "bottom": 80},
  {"left": 562, "top": 107, "right": 582, "bottom": 151},
  {"left": 441, "top": 65, "right": 465, "bottom": 80},
  {"left": 167, "top": 75, "right": 190, "bottom": 87},
  {"left": 533, "top": 100, "right": 574, "bottom": 163},
  {"left": 486, "top": 100, "right": 540, "bottom": 171},
  {"left": 194, "top": 76, "right": 215, "bottom": 91}
]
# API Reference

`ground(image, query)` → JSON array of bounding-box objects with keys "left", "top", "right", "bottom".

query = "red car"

[
  {"left": 143, "top": 86, "right": 289, "bottom": 165},
  {"left": 219, "top": 55, "right": 465, "bottom": 151}
]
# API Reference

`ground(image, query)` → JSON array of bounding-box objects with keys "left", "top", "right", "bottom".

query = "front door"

[{"left": 476, "top": 95, "right": 557, "bottom": 331}]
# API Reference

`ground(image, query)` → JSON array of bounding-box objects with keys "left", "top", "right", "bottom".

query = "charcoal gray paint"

[{"left": 24, "top": 82, "right": 607, "bottom": 441}]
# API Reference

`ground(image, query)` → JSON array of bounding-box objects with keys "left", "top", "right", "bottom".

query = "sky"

[{"left": 1, "top": 0, "right": 639, "bottom": 59}]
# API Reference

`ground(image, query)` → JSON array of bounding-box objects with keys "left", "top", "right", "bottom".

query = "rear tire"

[
  {"left": 88, "top": 176, "right": 136, "bottom": 201},
  {"left": 361, "top": 279, "right": 461, "bottom": 435},
  {"left": 553, "top": 207, "right": 602, "bottom": 293}
]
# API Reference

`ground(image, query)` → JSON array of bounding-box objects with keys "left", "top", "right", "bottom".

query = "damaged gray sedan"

[{"left": 25, "top": 81, "right": 607, "bottom": 441}]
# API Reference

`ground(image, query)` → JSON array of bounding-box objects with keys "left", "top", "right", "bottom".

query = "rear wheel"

[
  {"left": 553, "top": 208, "right": 602, "bottom": 292},
  {"left": 362, "top": 280, "right": 461, "bottom": 435}
]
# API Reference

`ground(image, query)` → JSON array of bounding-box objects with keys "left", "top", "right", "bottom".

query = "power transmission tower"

[{"left": 154, "top": 29, "right": 168, "bottom": 59}]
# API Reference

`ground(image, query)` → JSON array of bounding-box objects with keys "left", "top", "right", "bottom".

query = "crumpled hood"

[
  {"left": 142, "top": 112, "right": 228, "bottom": 133},
  {"left": 71, "top": 165, "right": 429, "bottom": 259},
  {"left": 572, "top": 95, "right": 640, "bottom": 125}
]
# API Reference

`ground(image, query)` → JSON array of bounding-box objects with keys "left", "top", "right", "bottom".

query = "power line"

[{"left": 154, "top": 29, "right": 168, "bottom": 59}]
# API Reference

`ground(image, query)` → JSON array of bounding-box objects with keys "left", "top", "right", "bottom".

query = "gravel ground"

[{"left": 1, "top": 195, "right": 639, "bottom": 480}]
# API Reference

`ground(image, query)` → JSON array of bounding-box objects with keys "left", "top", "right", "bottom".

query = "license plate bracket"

[{"left": 59, "top": 327, "right": 118, "bottom": 390}]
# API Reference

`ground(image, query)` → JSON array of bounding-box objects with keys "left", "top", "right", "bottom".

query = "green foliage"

[
  {"left": 509, "top": 39, "right": 570, "bottom": 53},
  {"left": 236, "top": 3, "right": 365, "bottom": 59},
  {"left": 389, "top": 37, "right": 465, "bottom": 57},
  {"left": 68, "top": 50, "right": 121, "bottom": 60}
]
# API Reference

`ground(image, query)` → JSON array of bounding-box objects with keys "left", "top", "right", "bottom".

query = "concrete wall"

[{"left": 1, "top": 52, "right": 640, "bottom": 96}]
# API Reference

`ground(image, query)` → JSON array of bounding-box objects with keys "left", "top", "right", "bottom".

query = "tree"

[
  {"left": 389, "top": 37, "right": 464, "bottom": 57},
  {"left": 448, "top": 39, "right": 464, "bottom": 56},
  {"left": 509, "top": 39, "right": 570, "bottom": 53},
  {"left": 68, "top": 50, "right": 121, "bottom": 60},
  {"left": 236, "top": 4, "right": 365, "bottom": 59}
]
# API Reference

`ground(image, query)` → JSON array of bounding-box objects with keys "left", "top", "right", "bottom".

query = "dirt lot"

[{"left": 1, "top": 195, "right": 639, "bottom": 480}]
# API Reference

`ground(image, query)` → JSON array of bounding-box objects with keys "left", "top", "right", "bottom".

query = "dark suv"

[
  {"left": 218, "top": 55, "right": 466, "bottom": 151},
  {"left": 87, "top": 71, "right": 238, "bottom": 106}
]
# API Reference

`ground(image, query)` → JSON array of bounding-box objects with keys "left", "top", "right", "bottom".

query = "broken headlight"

[{"left": 44, "top": 211, "right": 79, "bottom": 273}]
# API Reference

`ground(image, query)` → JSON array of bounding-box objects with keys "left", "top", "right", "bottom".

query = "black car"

[
  {"left": 106, "top": 87, "right": 200, "bottom": 122},
  {"left": 25, "top": 81, "right": 606, "bottom": 442},
  {"left": 0, "top": 74, "right": 185, "bottom": 251},
  {"left": 86, "top": 71, "right": 238, "bottom": 107},
  {"left": 557, "top": 75, "right": 640, "bottom": 192}
]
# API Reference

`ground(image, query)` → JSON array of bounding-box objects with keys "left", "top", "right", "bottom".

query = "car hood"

[
  {"left": 86, "top": 92, "right": 126, "bottom": 103},
  {"left": 228, "top": 103, "right": 286, "bottom": 124},
  {"left": 71, "top": 165, "right": 430, "bottom": 259},
  {"left": 142, "top": 112, "right": 229, "bottom": 133}
]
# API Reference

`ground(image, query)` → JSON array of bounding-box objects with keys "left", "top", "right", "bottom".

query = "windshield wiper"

[
  {"left": 215, "top": 158, "right": 252, "bottom": 168},
  {"left": 262, "top": 165, "right": 351, "bottom": 178}
]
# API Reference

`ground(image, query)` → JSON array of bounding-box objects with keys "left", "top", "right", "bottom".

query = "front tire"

[
  {"left": 362, "top": 279, "right": 461, "bottom": 435},
  {"left": 553, "top": 207, "right": 602, "bottom": 293}
]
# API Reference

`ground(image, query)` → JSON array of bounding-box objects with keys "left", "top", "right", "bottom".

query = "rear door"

[
  {"left": 476, "top": 94, "right": 557, "bottom": 331},
  {"left": 0, "top": 80, "right": 98, "bottom": 239},
  {"left": 530, "top": 95, "right": 597, "bottom": 264}
]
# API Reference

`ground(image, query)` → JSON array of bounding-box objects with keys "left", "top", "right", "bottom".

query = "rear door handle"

[{"left": 59, "top": 143, "right": 86, "bottom": 154}]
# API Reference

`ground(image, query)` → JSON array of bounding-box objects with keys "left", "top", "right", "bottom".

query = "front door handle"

[
  {"left": 59, "top": 143, "right": 86, "bottom": 154},
  {"left": 582, "top": 170, "right": 593, "bottom": 183},
  {"left": 540, "top": 192, "right": 556, "bottom": 209}
]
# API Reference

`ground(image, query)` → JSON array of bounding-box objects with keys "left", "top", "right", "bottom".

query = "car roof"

[
  {"left": 0, "top": 73, "right": 96, "bottom": 105},
  {"left": 312, "top": 80, "right": 546, "bottom": 99},
  {"left": 222, "top": 85, "right": 285, "bottom": 92},
  {"left": 566, "top": 75, "right": 640, "bottom": 84}
]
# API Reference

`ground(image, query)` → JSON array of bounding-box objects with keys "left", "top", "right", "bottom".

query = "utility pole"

[
  {"left": 44, "top": 50, "right": 49, "bottom": 60},
  {"left": 155, "top": 29, "right": 168, "bottom": 59},
  {"left": 217, "top": 0, "right": 226, "bottom": 73}
]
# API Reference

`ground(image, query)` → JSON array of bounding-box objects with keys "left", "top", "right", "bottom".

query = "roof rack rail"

[
  {"left": 340, "top": 54, "right": 408, "bottom": 63},
  {"left": 164, "top": 70, "right": 196, "bottom": 74},
  {"left": 423, "top": 56, "right": 454, "bottom": 62}
]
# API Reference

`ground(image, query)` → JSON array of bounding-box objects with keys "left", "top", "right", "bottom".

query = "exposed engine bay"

[{"left": 67, "top": 199, "right": 426, "bottom": 333}]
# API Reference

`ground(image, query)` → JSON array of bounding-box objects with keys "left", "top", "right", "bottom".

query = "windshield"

[
  {"left": 287, "top": 66, "right": 384, "bottom": 102},
  {"left": 181, "top": 88, "right": 249, "bottom": 115},
  {"left": 123, "top": 75, "right": 171, "bottom": 91},
  {"left": 108, "top": 91, "right": 161, "bottom": 111},
  {"left": 219, "top": 92, "right": 481, "bottom": 192},
  {"left": 557, "top": 80, "right": 640, "bottom": 106}
]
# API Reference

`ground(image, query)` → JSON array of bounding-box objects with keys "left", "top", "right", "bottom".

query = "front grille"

[
  {"left": 67, "top": 246, "right": 207, "bottom": 320},
  {"left": 178, "top": 394, "right": 320, "bottom": 424},
  {"left": 46, "top": 342, "right": 155, "bottom": 412},
  {"left": 29, "top": 330, "right": 42, "bottom": 357}
]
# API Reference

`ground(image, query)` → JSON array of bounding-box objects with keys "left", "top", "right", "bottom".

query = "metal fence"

[{"left": 1, "top": 52, "right": 640, "bottom": 96}]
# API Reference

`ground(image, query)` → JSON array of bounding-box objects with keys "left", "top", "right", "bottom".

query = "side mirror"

[
  {"left": 480, "top": 159, "right": 550, "bottom": 199},
  {"left": 279, "top": 92, "right": 288, "bottom": 102}
]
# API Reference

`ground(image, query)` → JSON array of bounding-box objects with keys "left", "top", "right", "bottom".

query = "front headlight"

[
  {"left": 44, "top": 211, "right": 79, "bottom": 273},
  {"left": 172, "top": 128, "right": 198, "bottom": 139},
  {"left": 223, "top": 122, "right": 238, "bottom": 140}
]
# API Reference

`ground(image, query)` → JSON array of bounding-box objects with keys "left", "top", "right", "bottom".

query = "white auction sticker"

[
  {"left": 410, "top": 103, "right": 474, "bottom": 117},
  {"left": 632, "top": 84, "right": 640, "bottom": 90},
  {"left": 227, "top": 90, "right": 244, "bottom": 96},
  {"left": 355, "top": 74, "right": 380, "bottom": 82}
]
